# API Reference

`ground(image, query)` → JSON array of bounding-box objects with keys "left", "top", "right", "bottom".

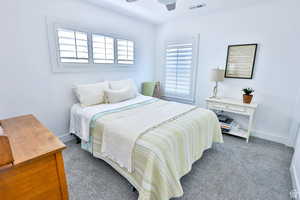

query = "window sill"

[{"left": 52, "top": 63, "right": 137, "bottom": 73}]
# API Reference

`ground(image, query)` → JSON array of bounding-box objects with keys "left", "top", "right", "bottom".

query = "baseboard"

[
  {"left": 59, "top": 133, "right": 75, "bottom": 143},
  {"left": 251, "top": 130, "right": 289, "bottom": 146},
  {"left": 290, "top": 162, "right": 300, "bottom": 199}
]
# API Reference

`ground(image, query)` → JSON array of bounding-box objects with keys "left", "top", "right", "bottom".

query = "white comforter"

[{"left": 70, "top": 95, "right": 153, "bottom": 142}]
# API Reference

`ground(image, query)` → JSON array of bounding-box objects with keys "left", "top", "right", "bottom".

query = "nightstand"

[{"left": 206, "top": 97, "right": 258, "bottom": 142}]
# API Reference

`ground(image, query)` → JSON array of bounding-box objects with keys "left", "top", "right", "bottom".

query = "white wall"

[
  {"left": 0, "top": 0, "right": 156, "bottom": 137},
  {"left": 291, "top": 127, "right": 300, "bottom": 198},
  {"left": 288, "top": 88, "right": 300, "bottom": 146},
  {"left": 155, "top": 0, "right": 300, "bottom": 145}
]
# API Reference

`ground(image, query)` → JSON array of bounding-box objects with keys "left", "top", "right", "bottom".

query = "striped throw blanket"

[{"left": 82, "top": 99, "right": 223, "bottom": 200}]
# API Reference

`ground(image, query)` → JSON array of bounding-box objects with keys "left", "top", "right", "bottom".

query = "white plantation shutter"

[
  {"left": 92, "top": 34, "right": 115, "bottom": 64},
  {"left": 164, "top": 43, "right": 195, "bottom": 101},
  {"left": 117, "top": 39, "right": 134, "bottom": 64},
  {"left": 57, "top": 29, "right": 89, "bottom": 63}
]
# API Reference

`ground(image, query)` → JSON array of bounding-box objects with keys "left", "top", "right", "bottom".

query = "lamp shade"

[{"left": 210, "top": 69, "right": 225, "bottom": 82}]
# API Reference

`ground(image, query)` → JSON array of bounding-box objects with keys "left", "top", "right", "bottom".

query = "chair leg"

[
  {"left": 131, "top": 186, "right": 137, "bottom": 192},
  {"left": 75, "top": 137, "right": 81, "bottom": 144}
]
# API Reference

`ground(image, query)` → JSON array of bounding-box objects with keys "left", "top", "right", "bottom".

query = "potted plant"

[{"left": 242, "top": 88, "right": 254, "bottom": 104}]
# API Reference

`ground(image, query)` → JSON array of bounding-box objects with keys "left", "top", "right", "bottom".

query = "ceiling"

[{"left": 86, "top": 0, "right": 273, "bottom": 24}]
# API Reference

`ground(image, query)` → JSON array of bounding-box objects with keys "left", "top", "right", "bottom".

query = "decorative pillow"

[
  {"left": 74, "top": 81, "right": 109, "bottom": 107},
  {"left": 105, "top": 86, "right": 136, "bottom": 104},
  {"left": 109, "top": 79, "right": 138, "bottom": 94}
]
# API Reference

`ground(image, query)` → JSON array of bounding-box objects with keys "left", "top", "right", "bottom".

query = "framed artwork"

[{"left": 225, "top": 44, "right": 258, "bottom": 79}]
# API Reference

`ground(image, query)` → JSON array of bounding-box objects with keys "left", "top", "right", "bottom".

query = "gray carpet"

[{"left": 63, "top": 135, "right": 293, "bottom": 200}]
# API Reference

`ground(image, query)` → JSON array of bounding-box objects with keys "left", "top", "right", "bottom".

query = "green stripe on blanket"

[{"left": 90, "top": 98, "right": 159, "bottom": 129}]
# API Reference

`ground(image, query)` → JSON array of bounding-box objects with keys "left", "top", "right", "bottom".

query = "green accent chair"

[{"left": 142, "top": 82, "right": 161, "bottom": 97}]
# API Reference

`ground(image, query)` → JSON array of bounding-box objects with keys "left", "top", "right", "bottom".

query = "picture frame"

[{"left": 225, "top": 44, "right": 258, "bottom": 79}]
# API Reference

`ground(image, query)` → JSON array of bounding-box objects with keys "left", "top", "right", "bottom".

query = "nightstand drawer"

[
  {"left": 208, "top": 103, "right": 227, "bottom": 110},
  {"left": 207, "top": 102, "right": 251, "bottom": 115},
  {"left": 226, "top": 105, "right": 246, "bottom": 113}
]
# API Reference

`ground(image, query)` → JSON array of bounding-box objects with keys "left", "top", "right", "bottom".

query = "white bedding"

[
  {"left": 69, "top": 95, "right": 153, "bottom": 142},
  {"left": 99, "top": 99, "right": 196, "bottom": 172},
  {"left": 70, "top": 95, "right": 223, "bottom": 199}
]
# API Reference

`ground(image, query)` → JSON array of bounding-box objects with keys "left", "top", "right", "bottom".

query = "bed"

[{"left": 70, "top": 95, "right": 223, "bottom": 200}]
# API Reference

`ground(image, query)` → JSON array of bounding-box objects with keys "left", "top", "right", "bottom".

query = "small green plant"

[{"left": 242, "top": 88, "right": 254, "bottom": 95}]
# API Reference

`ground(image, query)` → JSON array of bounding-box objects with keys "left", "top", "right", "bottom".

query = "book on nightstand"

[{"left": 217, "top": 114, "right": 240, "bottom": 134}]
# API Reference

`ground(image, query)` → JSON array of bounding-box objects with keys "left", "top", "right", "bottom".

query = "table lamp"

[{"left": 210, "top": 68, "right": 225, "bottom": 98}]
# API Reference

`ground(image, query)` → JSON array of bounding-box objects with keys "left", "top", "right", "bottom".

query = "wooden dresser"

[{"left": 0, "top": 115, "right": 69, "bottom": 200}]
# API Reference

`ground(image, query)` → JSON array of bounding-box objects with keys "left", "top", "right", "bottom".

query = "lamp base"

[{"left": 211, "top": 82, "right": 219, "bottom": 98}]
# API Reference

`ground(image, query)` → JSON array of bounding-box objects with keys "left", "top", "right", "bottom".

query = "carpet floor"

[{"left": 63, "top": 135, "right": 293, "bottom": 200}]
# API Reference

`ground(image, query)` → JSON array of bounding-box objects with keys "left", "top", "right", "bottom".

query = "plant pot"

[{"left": 243, "top": 94, "right": 253, "bottom": 104}]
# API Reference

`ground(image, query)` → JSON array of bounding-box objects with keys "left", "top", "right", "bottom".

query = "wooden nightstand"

[{"left": 206, "top": 97, "right": 258, "bottom": 142}]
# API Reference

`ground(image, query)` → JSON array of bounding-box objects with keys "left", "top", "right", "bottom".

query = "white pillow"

[
  {"left": 74, "top": 81, "right": 109, "bottom": 107},
  {"left": 109, "top": 79, "right": 138, "bottom": 94},
  {"left": 105, "top": 86, "right": 136, "bottom": 104}
]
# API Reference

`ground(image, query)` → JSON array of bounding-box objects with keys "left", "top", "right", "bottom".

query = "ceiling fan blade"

[{"left": 166, "top": 3, "right": 176, "bottom": 11}]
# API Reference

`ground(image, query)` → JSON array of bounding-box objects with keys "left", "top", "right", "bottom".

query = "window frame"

[
  {"left": 91, "top": 33, "right": 115, "bottom": 64},
  {"left": 162, "top": 37, "right": 199, "bottom": 104},
  {"left": 116, "top": 39, "right": 135, "bottom": 65},
  {"left": 47, "top": 17, "right": 137, "bottom": 73},
  {"left": 56, "top": 28, "right": 90, "bottom": 64}
]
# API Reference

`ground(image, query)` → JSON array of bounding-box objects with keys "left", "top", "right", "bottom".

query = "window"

[
  {"left": 92, "top": 34, "right": 114, "bottom": 64},
  {"left": 164, "top": 42, "right": 196, "bottom": 102},
  {"left": 48, "top": 18, "right": 137, "bottom": 72},
  {"left": 117, "top": 39, "right": 134, "bottom": 64},
  {"left": 57, "top": 29, "right": 89, "bottom": 63}
]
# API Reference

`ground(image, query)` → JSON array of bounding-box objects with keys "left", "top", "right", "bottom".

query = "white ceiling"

[{"left": 86, "top": 0, "right": 274, "bottom": 24}]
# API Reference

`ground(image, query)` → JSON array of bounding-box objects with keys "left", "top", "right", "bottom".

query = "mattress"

[{"left": 70, "top": 95, "right": 223, "bottom": 200}]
